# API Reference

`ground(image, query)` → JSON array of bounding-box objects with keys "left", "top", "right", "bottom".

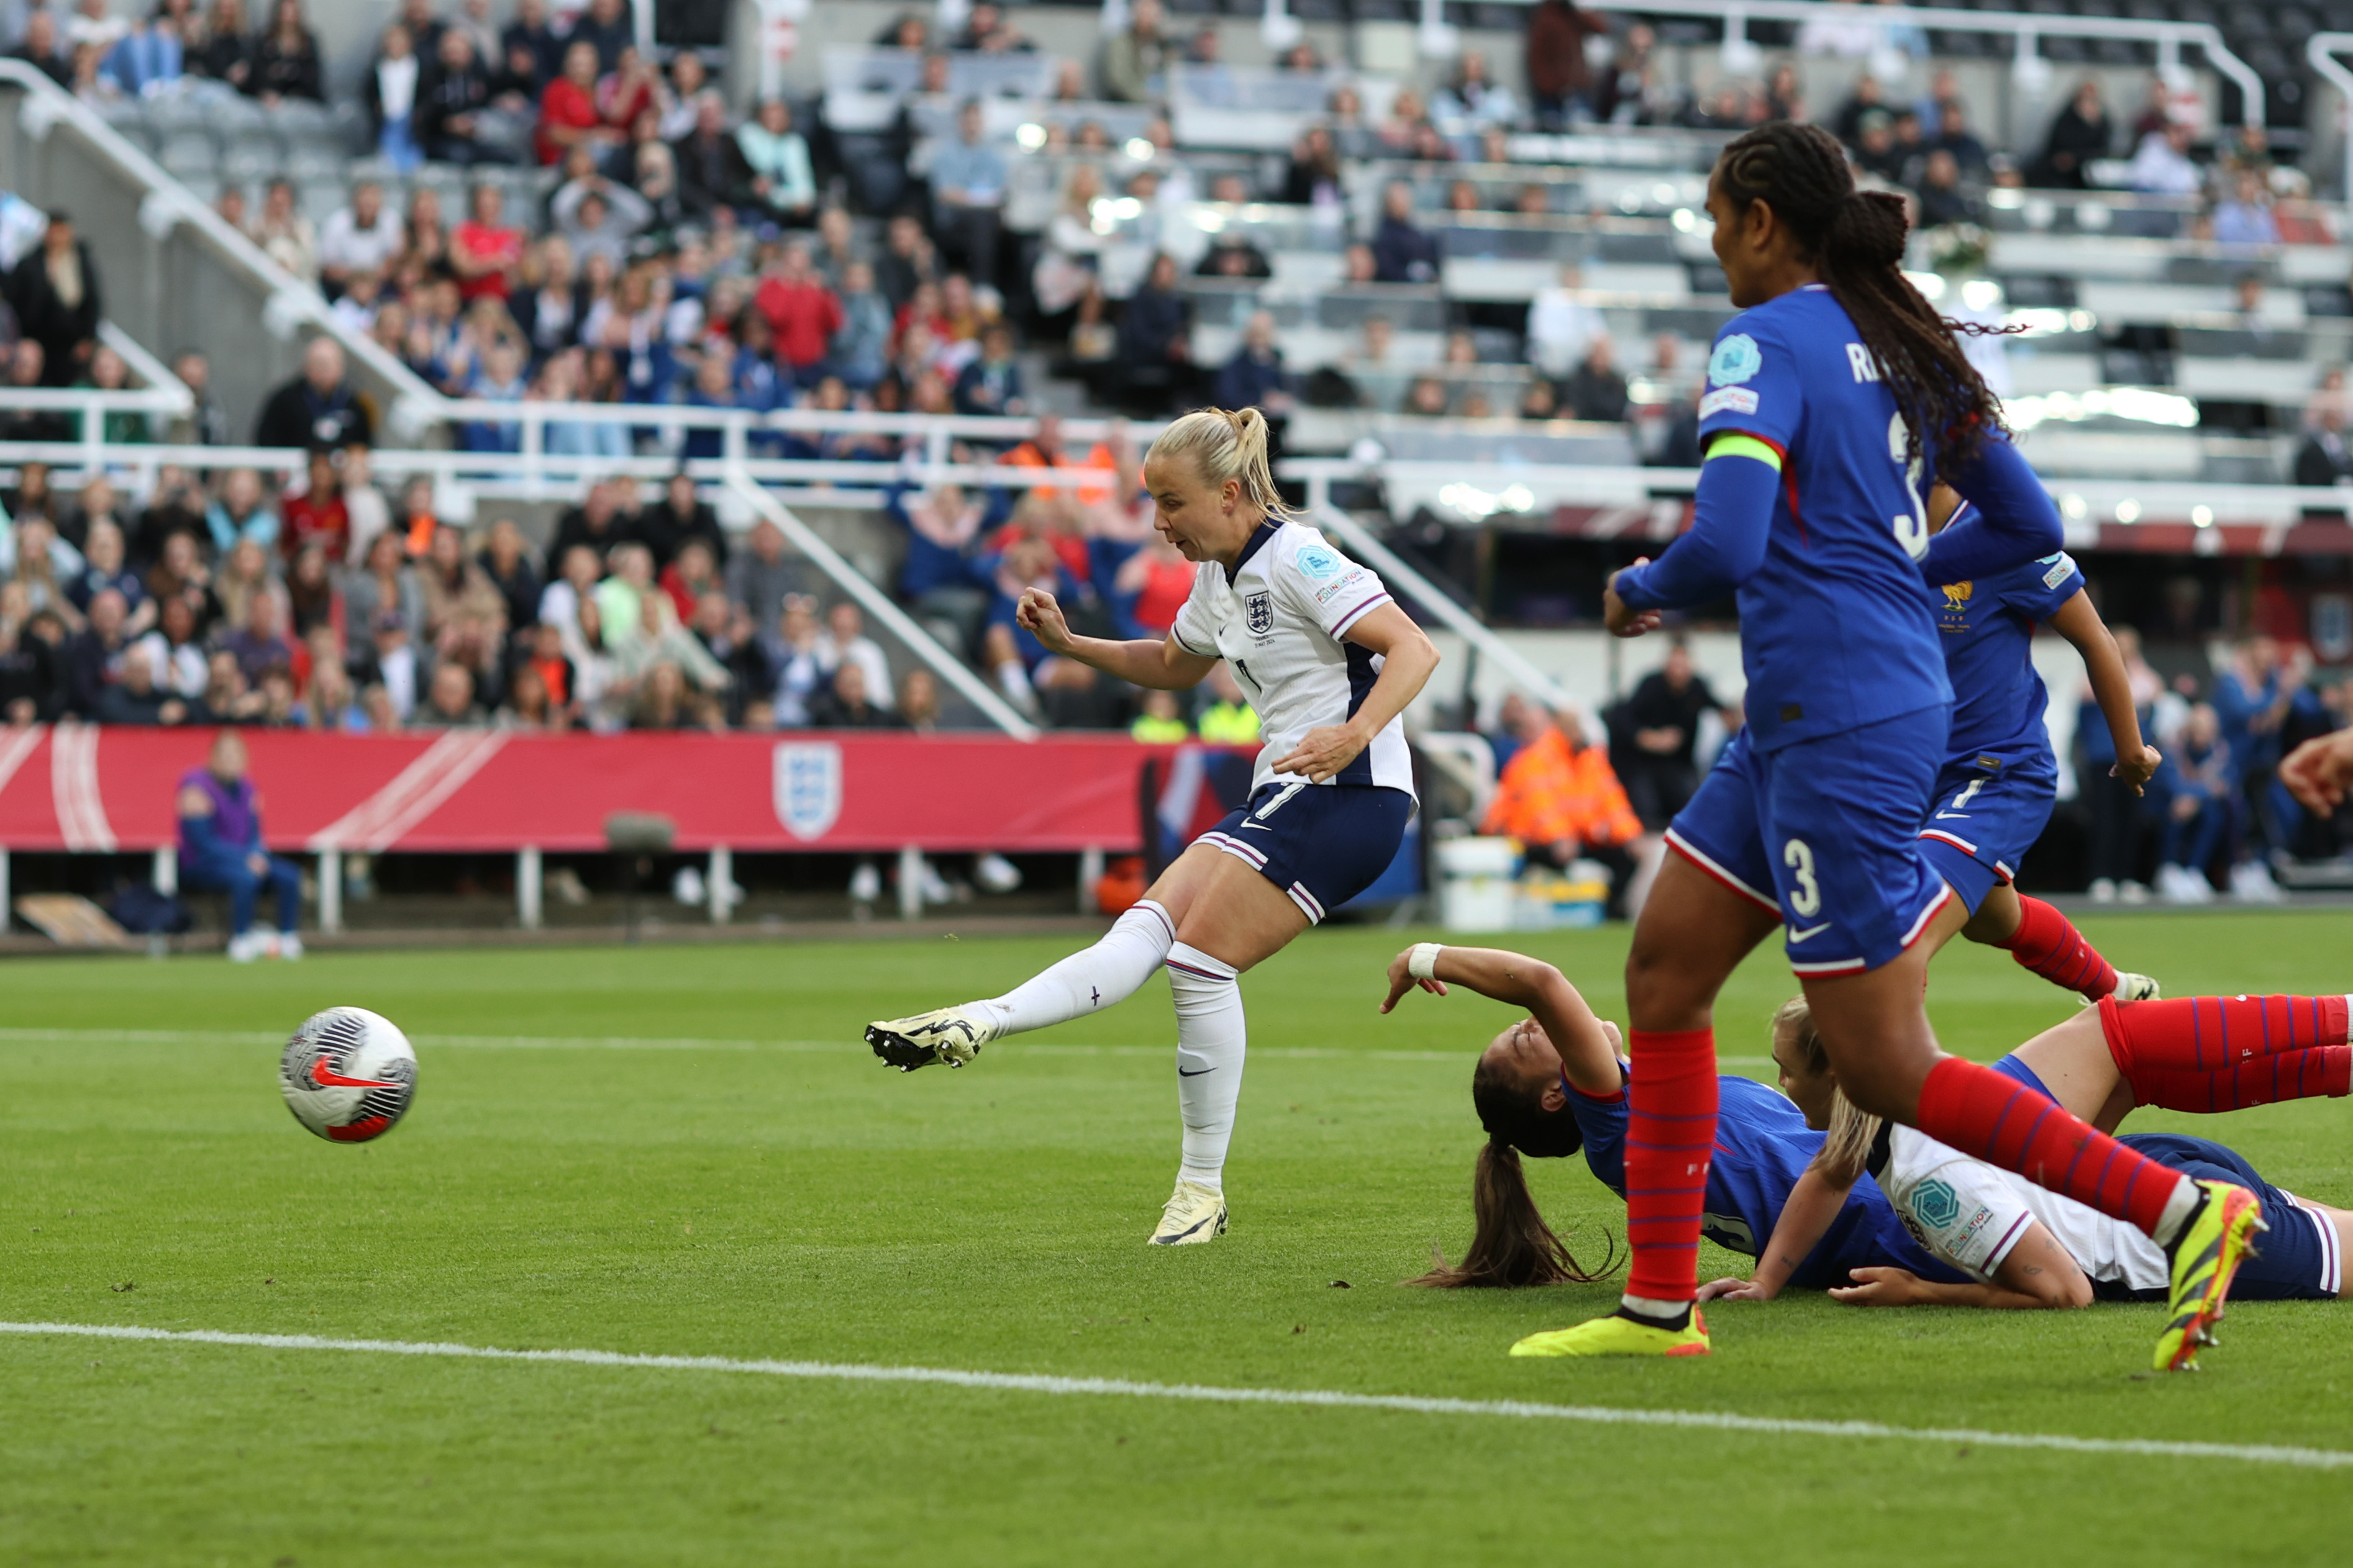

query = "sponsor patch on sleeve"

[
  {"left": 1314, "top": 569, "right": 1370, "bottom": 605},
  {"left": 1707, "top": 332, "right": 1762, "bottom": 386},
  {"left": 1698, "top": 386, "right": 1759, "bottom": 419},
  {"left": 2041, "top": 551, "right": 2079, "bottom": 589},
  {"left": 1294, "top": 545, "right": 1346, "bottom": 581}
]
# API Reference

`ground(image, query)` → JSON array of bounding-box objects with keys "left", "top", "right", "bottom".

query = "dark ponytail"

[
  {"left": 1409, "top": 1053, "right": 1620, "bottom": 1289},
  {"left": 1714, "top": 120, "right": 2007, "bottom": 471}
]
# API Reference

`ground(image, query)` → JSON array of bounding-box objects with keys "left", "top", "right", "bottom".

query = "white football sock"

[
  {"left": 2150, "top": 1175, "right": 2204, "bottom": 1249},
  {"left": 1165, "top": 942, "right": 1246, "bottom": 1190},
  {"left": 974, "top": 900, "right": 1175, "bottom": 1035}
]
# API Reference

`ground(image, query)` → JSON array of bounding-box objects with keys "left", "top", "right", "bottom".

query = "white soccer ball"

[{"left": 279, "top": 1007, "right": 417, "bottom": 1144}]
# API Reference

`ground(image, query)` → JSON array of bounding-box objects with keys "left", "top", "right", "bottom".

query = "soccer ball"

[{"left": 280, "top": 1007, "right": 417, "bottom": 1143}]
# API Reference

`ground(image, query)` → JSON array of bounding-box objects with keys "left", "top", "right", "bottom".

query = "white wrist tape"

[{"left": 1408, "top": 943, "right": 1444, "bottom": 981}]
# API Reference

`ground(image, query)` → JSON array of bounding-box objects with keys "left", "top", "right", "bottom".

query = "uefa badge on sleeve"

[{"left": 1245, "top": 592, "right": 1273, "bottom": 637}]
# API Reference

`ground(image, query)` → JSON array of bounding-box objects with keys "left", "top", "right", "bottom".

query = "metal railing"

[
  {"left": 2310, "top": 35, "right": 2353, "bottom": 204},
  {"left": 0, "top": 58, "right": 440, "bottom": 443}
]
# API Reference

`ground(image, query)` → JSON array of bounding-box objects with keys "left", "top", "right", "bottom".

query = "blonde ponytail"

[
  {"left": 1774, "top": 994, "right": 1878, "bottom": 1186},
  {"left": 1145, "top": 406, "right": 1296, "bottom": 522}
]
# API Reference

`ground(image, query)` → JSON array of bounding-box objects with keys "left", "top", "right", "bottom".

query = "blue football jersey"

[
  {"left": 1927, "top": 505, "right": 2083, "bottom": 764},
  {"left": 1683, "top": 285, "right": 1952, "bottom": 753},
  {"left": 1570, "top": 1071, "right": 1962, "bottom": 1289}
]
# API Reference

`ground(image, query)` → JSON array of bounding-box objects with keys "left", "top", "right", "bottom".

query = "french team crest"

[
  {"left": 773, "top": 741, "right": 843, "bottom": 840},
  {"left": 1245, "top": 591, "right": 1273, "bottom": 636}
]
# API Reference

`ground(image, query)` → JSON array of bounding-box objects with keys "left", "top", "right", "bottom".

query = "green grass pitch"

[{"left": 3, "top": 911, "right": 2351, "bottom": 1564}]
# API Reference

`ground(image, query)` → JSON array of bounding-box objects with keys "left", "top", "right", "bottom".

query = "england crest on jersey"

[
  {"left": 773, "top": 741, "right": 842, "bottom": 840},
  {"left": 1245, "top": 591, "right": 1274, "bottom": 636}
]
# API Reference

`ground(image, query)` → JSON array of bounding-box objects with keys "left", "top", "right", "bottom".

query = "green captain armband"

[{"left": 1704, "top": 435, "right": 1783, "bottom": 472}]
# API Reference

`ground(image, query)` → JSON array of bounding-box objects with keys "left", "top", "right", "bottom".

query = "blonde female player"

[{"left": 864, "top": 407, "right": 1439, "bottom": 1244}]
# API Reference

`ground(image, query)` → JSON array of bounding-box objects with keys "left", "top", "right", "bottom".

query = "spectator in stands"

[
  {"left": 317, "top": 183, "right": 404, "bottom": 303},
  {"left": 419, "top": 25, "right": 506, "bottom": 167},
  {"left": 1280, "top": 124, "right": 1344, "bottom": 210},
  {"left": 2213, "top": 634, "right": 2305, "bottom": 895},
  {"left": 1927, "top": 99, "right": 1988, "bottom": 181},
  {"left": 1101, "top": 0, "right": 1168, "bottom": 105},
  {"left": 674, "top": 94, "right": 752, "bottom": 220},
  {"left": 202, "top": 467, "right": 276, "bottom": 555},
  {"left": 450, "top": 187, "right": 522, "bottom": 308},
  {"left": 2155, "top": 703, "right": 2231, "bottom": 902},
  {"left": 499, "top": 0, "right": 558, "bottom": 94},
  {"left": 284, "top": 544, "right": 337, "bottom": 641},
  {"left": 1558, "top": 336, "right": 1627, "bottom": 424},
  {"left": 1370, "top": 182, "right": 1439, "bottom": 286},
  {"left": 1613, "top": 637, "right": 1729, "bottom": 830},
  {"left": 366, "top": 22, "right": 424, "bottom": 173},
  {"left": 9, "top": 515, "right": 84, "bottom": 633},
  {"left": 257, "top": 337, "right": 373, "bottom": 450},
  {"left": 724, "top": 517, "right": 804, "bottom": 633},
  {"left": 244, "top": 180, "right": 317, "bottom": 286},
  {"left": 568, "top": 0, "right": 633, "bottom": 73},
  {"left": 824, "top": 260, "right": 893, "bottom": 392},
  {"left": 9, "top": 9, "right": 68, "bottom": 84},
  {"left": 537, "top": 40, "right": 617, "bottom": 167},
  {"left": 1433, "top": 50, "right": 1519, "bottom": 130},
  {"left": 2034, "top": 78, "right": 2113, "bottom": 189},
  {"left": 190, "top": 0, "right": 248, "bottom": 86},
  {"left": 737, "top": 97, "right": 816, "bottom": 225},
  {"left": 1483, "top": 703, "right": 1647, "bottom": 912},
  {"left": 103, "top": 4, "right": 184, "bottom": 97},
  {"left": 2213, "top": 170, "right": 2278, "bottom": 248},
  {"left": 1914, "top": 149, "right": 1978, "bottom": 229},
  {"left": 549, "top": 476, "right": 639, "bottom": 566},
  {"left": 550, "top": 171, "right": 652, "bottom": 277},
  {"left": 1525, "top": 0, "right": 1605, "bottom": 129},
  {"left": 931, "top": 99, "right": 1008, "bottom": 291},
  {"left": 640, "top": 471, "right": 724, "bottom": 570},
  {"left": 752, "top": 240, "right": 840, "bottom": 388},
  {"left": 818, "top": 600, "right": 890, "bottom": 707},
  {"left": 279, "top": 450, "right": 348, "bottom": 562},
  {"left": 952, "top": 321, "right": 1025, "bottom": 418},
  {"left": 2127, "top": 117, "right": 2201, "bottom": 196},
  {"left": 177, "top": 731, "right": 303, "bottom": 960},
  {"left": 1216, "top": 310, "right": 1293, "bottom": 414},
  {"left": 2295, "top": 396, "right": 2353, "bottom": 491},
  {"left": 68, "top": 517, "right": 145, "bottom": 631},
  {"left": 1116, "top": 251, "right": 1190, "bottom": 412},
  {"left": 419, "top": 523, "right": 506, "bottom": 643},
  {"left": 247, "top": 0, "right": 320, "bottom": 103},
  {"left": 222, "top": 590, "right": 294, "bottom": 688},
  {"left": 1526, "top": 263, "right": 1605, "bottom": 378},
  {"left": 411, "top": 662, "right": 482, "bottom": 727},
  {"left": 8, "top": 212, "right": 98, "bottom": 387}
]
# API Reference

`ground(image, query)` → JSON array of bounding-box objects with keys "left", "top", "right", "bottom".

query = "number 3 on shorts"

[{"left": 1783, "top": 838, "right": 1822, "bottom": 917}]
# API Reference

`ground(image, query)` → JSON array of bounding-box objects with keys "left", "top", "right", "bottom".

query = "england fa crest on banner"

[
  {"left": 773, "top": 741, "right": 842, "bottom": 840},
  {"left": 1245, "top": 591, "right": 1273, "bottom": 637}
]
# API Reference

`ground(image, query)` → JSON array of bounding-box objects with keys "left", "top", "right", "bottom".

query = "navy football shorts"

[
  {"left": 1915, "top": 748, "right": 2059, "bottom": 915},
  {"left": 1665, "top": 709, "right": 1954, "bottom": 976},
  {"left": 1198, "top": 781, "right": 1414, "bottom": 925}
]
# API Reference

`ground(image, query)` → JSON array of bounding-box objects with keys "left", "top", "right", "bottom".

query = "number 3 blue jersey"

[{"left": 1687, "top": 285, "right": 1951, "bottom": 753}]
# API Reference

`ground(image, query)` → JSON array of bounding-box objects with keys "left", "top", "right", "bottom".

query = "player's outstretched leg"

[
  {"left": 1153, "top": 943, "right": 1244, "bottom": 1244},
  {"left": 2101, "top": 994, "right": 2352, "bottom": 1113},
  {"left": 1987, "top": 892, "right": 2154, "bottom": 1005},
  {"left": 1909, "top": 1054, "right": 2264, "bottom": 1370},
  {"left": 867, "top": 899, "right": 1176, "bottom": 1071}
]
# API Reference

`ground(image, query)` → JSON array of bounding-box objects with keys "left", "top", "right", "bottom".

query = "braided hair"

[{"left": 1713, "top": 120, "right": 2006, "bottom": 471}]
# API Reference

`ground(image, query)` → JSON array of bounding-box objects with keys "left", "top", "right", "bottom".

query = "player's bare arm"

[
  {"left": 1268, "top": 602, "right": 1437, "bottom": 782},
  {"left": 1015, "top": 587, "right": 1220, "bottom": 691},
  {"left": 2049, "top": 591, "right": 2160, "bottom": 795}
]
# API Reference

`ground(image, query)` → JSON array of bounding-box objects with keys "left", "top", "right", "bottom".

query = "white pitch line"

[
  {"left": 1, "top": 1320, "right": 2343, "bottom": 1471},
  {"left": 0, "top": 1026, "right": 1773, "bottom": 1067}
]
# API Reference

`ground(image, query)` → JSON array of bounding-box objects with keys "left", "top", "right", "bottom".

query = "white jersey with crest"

[{"left": 1169, "top": 519, "right": 1416, "bottom": 800}]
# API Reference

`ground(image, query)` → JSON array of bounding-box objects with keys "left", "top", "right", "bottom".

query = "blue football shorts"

[
  {"left": 1665, "top": 709, "right": 1955, "bottom": 975},
  {"left": 1198, "top": 781, "right": 1414, "bottom": 925},
  {"left": 1915, "top": 748, "right": 2059, "bottom": 915}
]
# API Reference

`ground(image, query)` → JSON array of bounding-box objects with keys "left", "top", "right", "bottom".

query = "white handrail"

[
  {"left": 2311, "top": 34, "right": 2353, "bottom": 206},
  {"left": 94, "top": 322, "right": 193, "bottom": 411},
  {"left": 721, "top": 468, "right": 1042, "bottom": 741},
  {"left": 0, "top": 59, "right": 440, "bottom": 412}
]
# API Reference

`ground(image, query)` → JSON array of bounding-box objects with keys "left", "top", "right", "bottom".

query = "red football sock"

[
  {"left": 1623, "top": 1028, "right": 1718, "bottom": 1304},
  {"left": 2101, "top": 995, "right": 2352, "bottom": 1111},
  {"left": 1998, "top": 895, "right": 2119, "bottom": 1000},
  {"left": 1916, "top": 1056, "right": 2188, "bottom": 1239},
  {"left": 2130, "top": 1048, "right": 2352, "bottom": 1114}
]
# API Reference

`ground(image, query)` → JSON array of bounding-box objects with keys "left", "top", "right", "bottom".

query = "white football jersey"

[
  {"left": 1876, "top": 1123, "right": 2168, "bottom": 1292},
  {"left": 1170, "top": 520, "right": 1416, "bottom": 799}
]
